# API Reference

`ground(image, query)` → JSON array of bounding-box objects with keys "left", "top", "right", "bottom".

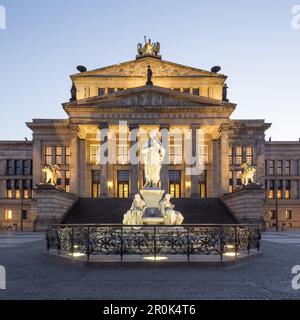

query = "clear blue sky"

[{"left": 0, "top": 0, "right": 299, "bottom": 140}]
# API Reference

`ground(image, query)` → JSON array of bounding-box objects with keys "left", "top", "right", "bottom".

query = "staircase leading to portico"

[{"left": 62, "top": 198, "right": 238, "bottom": 225}]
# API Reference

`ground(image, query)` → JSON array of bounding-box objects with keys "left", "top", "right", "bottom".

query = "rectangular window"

[
  {"left": 108, "top": 88, "right": 115, "bottom": 95},
  {"left": 246, "top": 146, "right": 253, "bottom": 165},
  {"left": 45, "top": 146, "right": 52, "bottom": 164},
  {"left": 91, "top": 170, "right": 101, "bottom": 198},
  {"left": 183, "top": 88, "right": 190, "bottom": 94},
  {"left": 169, "top": 136, "right": 182, "bottom": 165},
  {"left": 55, "top": 146, "right": 63, "bottom": 165},
  {"left": 5, "top": 210, "right": 12, "bottom": 221},
  {"left": 65, "top": 146, "right": 70, "bottom": 165},
  {"left": 6, "top": 180, "right": 12, "bottom": 199},
  {"left": 117, "top": 88, "right": 124, "bottom": 92},
  {"left": 23, "top": 160, "right": 32, "bottom": 175},
  {"left": 6, "top": 160, "right": 14, "bottom": 175},
  {"left": 173, "top": 88, "right": 180, "bottom": 92},
  {"left": 269, "top": 210, "right": 276, "bottom": 220},
  {"left": 15, "top": 160, "right": 21, "bottom": 175},
  {"left": 98, "top": 88, "right": 105, "bottom": 96},
  {"left": 277, "top": 160, "right": 283, "bottom": 175},
  {"left": 285, "top": 210, "right": 292, "bottom": 220},
  {"left": 15, "top": 179, "right": 20, "bottom": 199},
  {"left": 269, "top": 160, "right": 275, "bottom": 175},
  {"left": 192, "top": 88, "right": 200, "bottom": 96},
  {"left": 285, "top": 180, "right": 291, "bottom": 199},
  {"left": 90, "top": 145, "right": 100, "bottom": 164},
  {"left": 235, "top": 146, "right": 242, "bottom": 165},
  {"left": 65, "top": 171, "right": 70, "bottom": 193},
  {"left": 285, "top": 160, "right": 291, "bottom": 175}
]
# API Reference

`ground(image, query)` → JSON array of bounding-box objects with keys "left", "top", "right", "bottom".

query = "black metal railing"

[{"left": 46, "top": 224, "right": 261, "bottom": 263}]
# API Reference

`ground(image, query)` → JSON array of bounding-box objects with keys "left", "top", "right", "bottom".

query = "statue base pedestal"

[{"left": 140, "top": 189, "right": 165, "bottom": 225}]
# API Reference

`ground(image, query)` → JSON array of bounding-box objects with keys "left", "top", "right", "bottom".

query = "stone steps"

[{"left": 63, "top": 197, "right": 238, "bottom": 225}]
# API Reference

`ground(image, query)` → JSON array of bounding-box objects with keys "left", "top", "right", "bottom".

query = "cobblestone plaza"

[{"left": 0, "top": 231, "right": 299, "bottom": 300}]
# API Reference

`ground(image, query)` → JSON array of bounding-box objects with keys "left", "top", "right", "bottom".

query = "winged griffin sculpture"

[
  {"left": 241, "top": 163, "right": 256, "bottom": 185},
  {"left": 137, "top": 36, "right": 161, "bottom": 56},
  {"left": 42, "top": 163, "right": 60, "bottom": 185}
]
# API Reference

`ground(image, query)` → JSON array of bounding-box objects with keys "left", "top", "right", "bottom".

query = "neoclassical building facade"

[{"left": 0, "top": 42, "right": 300, "bottom": 230}]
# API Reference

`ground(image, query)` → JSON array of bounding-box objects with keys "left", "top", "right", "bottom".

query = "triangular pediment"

[
  {"left": 64, "top": 85, "right": 235, "bottom": 110},
  {"left": 71, "top": 57, "right": 226, "bottom": 79}
]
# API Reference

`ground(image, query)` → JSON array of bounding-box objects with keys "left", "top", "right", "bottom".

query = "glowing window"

[
  {"left": 45, "top": 146, "right": 52, "bottom": 164},
  {"left": 55, "top": 146, "right": 63, "bottom": 165},
  {"left": 235, "top": 146, "right": 242, "bottom": 165},
  {"left": 90, "top": 145, "right": 100, "bottom": 164},
  {"left": 246, "top": 146, "right": 253, "bottom": 165},
  {"left": 65, "top": 147, "right": 70, "bottom": 165},
  {"left": 5, "top": 210, "right": 12, "bottom": 221}
]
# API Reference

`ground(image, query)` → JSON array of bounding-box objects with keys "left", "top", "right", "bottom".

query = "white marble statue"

[
  {"left": 123, "top": 194, "right": 146, "bottom": 225},
  {"left": 141, "top": 132, "right": 165, "bottom": 188},
  {"left": 241, "top": 163, "right": 257, "bottom": 185},
  {"left": 160, "top": 194, "right": 184, "bottom": 225},
  {"left": 42, "top": 163, "right": 60, "bottom": 185}
]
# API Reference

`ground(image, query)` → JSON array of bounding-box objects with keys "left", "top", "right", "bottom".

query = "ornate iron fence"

[{"left": 46, "top": 224, "right": 261, "bottom": 262}]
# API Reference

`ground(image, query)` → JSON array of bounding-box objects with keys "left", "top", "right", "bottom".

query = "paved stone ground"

[{"left": 0, "top": 231, "right": 299, "bottom": 300}]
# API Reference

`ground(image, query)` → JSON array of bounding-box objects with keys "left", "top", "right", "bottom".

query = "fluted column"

[
  {"left": 160, "top": 124, "right": 170, "bottom": 191},
  {"left": 220, "top": 125, "right": 230, "bottom": 194},
  {"left": 130, "top": 124, "right": 139, "bottom": 196},
  {"left": 190, "top": 124, "right": 200, "bottom": 197},
  {"left": 70, "top": 125, "right": 80, "bottom": 195},
  {"left": 99, "top": 122, "right": 108, "bottom": 197}
]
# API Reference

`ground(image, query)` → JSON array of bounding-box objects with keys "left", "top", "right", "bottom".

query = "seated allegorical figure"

[
  {"left": 123, "top": 194, "right": 146, "bottom": 225},
  {"left": 160, "top": 194, "right": 184, "bottom": 225}
]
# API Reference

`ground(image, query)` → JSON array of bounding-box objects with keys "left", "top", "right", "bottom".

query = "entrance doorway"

[
  {"left": 169, "top": 170, "right": 181, "bottom": 198},
  {"left": 117, "top": 170, "right": 129, "bottom": 198},
  {"left": 198, "top": 170, "right": 207, "bottom": 198}
]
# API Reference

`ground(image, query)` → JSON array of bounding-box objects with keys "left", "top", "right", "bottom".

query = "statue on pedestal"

[
  {"left": 137, "top": 36, "right": 161, "bottom": 57},
  {"left": 42, "top": 163, "right": 60, "bottom": 185},
  {"left": 123, "top": 194, "right": 146, "bottom": 226},
  {"left": 241, "top": 163, "right": 257, "bottom": 185},
  {"left": 160, "top": 194, "right": 184, "bottom": 225},
  {"left": 141, "top": 132, "right": 165, "bottom": 188}
]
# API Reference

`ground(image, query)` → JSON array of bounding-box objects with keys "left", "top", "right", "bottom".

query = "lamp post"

[
  {"left": 20, "top": 164, "right": 24, "bottom": 232},
  {"left": 275, "top": 172, "right": 279, "bottom": 232}
]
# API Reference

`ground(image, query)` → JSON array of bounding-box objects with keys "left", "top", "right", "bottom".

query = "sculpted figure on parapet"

[
  {"left": 123, "top": 194, "right": 146, "bottom": 226},
  {"left": 241, "top": 163, "right": 257, "bottom": 185},
  {"left": 160, "top": 194, "right": 184, "bottom": 225},
  {"left": 42, "top": 163, "right": 60, "bottom": 185}
]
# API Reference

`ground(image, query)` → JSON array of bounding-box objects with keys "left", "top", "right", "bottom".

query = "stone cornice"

[{"left": 70, "top": 57, "right": 227, "bottom": 80}]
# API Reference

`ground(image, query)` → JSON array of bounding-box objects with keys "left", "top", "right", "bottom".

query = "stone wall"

[
  {"left": 34, "top": 184, "right": 78, "bottom": 231},
  {"left": 220, "top": 184, "right": 265, "bottom": 227}
]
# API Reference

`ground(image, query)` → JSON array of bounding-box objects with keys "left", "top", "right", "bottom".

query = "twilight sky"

[{"left": 0, "top": 0, "right": 299, "bottom": 141}]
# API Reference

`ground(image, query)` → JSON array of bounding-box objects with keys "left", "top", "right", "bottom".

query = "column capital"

[
  {"left": 160, "top": 124, "right": 170, "bottom": 131},
  {"left": 129, "top": 124, "right": 139, "bottom": 131},
  {"left": 98, "top": 121, "right": 109, "bottom": 130},
  {"left": 69, "top": 124, "right": 79, "bottom": 135},
  {"left": 190, "top": 124, "right": 201, "bottom": 130}
]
